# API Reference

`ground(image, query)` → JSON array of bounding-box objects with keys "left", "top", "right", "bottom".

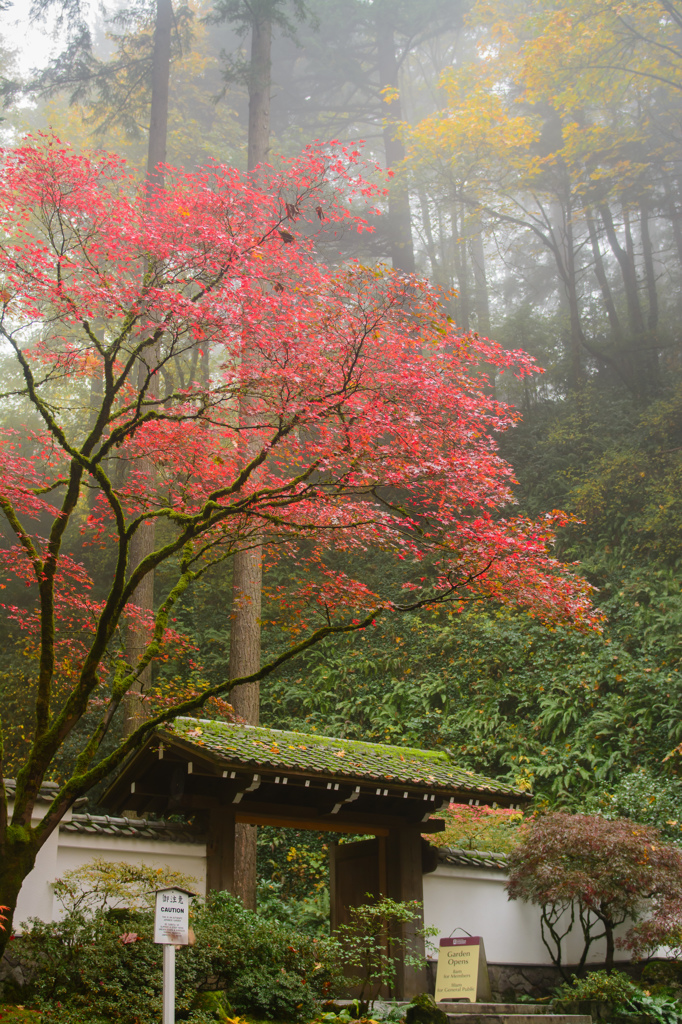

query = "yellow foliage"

[{"left": 405, "top": 0, "right": 682, "bottom": 222}]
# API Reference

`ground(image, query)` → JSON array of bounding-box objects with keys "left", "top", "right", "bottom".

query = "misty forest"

[{"left": 2, "top": 0, "right": 682, "bottom": 911}]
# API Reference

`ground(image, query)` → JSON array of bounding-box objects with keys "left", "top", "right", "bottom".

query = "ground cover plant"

[{"left": 0, "top": 1010, "right": 39, "bottom": 1024}]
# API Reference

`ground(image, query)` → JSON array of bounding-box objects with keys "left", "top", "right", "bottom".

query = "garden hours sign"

[{"left": 434, "top": 937, "right": 492, "bottom": 1002}]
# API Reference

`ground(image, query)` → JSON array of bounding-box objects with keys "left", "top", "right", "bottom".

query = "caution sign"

[
  {"left": 154, "top": 887, "right": 193, "bottom": 945},
  {"left": 434, "top": 936, "right": 492, "bottom": 1003}
]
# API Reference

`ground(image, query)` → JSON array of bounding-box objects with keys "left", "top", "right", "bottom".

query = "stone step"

[
  {"left": 438, "top": 1006, "right": 551, "bottom": 1016},
  {"left": 442, "top": 1016, "right": 591, "bottom": 1024}
]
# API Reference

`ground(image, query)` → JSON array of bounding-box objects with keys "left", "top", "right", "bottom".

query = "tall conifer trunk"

[
  {"left": 227, "top": 0, "right": 273, "bottom": 911},
  {"left": 376, "top": 4, "right": 415, "bottom": 274},
  {"left": 640, "top": 200, "right": 659, "bottom": 334},
  {"left": 451, "top": 205, "right": 470, "bottom": 331},
  {"left": 586, "top": 208, "right": 623, "bottom": 345},
  {"left": 123, "top": 0, "right": 173, "bottom": 735},
  {"left": 470, "top": 223, "right": 490, "bottom": 337},
  {"left": 552, "top": 193, "right": 583, "bottom": 391},
  {"left": 599, "top": 205, "right": 645, "bottom": 339}
]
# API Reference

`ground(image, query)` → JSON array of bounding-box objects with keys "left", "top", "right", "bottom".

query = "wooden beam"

[
  {"left": 240, "top": 801, "right": 432, "bottom": 830},
  {"left": 421, "top": 818, "right": 446, "bottom": 833},
  {"left": 235, "top": 809, "right": 390, "bottom": 836}
]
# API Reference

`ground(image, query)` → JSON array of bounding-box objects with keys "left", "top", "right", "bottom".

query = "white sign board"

[
  {"left": 154, "top": 888, "right": 191, "bottom": 946},
  {"left": 434, "top": 936, "right": 492, "bottom": 1003}
]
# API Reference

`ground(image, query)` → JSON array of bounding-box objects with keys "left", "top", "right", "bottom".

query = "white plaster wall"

[
  {"left": 13, "top": 824, "right": 61, "bottom": 929},
  {"left": 55, "top": 832, "right": 207, "bottom": 919},
  {"left": 11, "top": 815, "right": 206, "bottom": 929},
  {"left": 10, "top": 822, "right": 639, "bottom": 970},
  {"left": 423, "top": 862, "right": 633, "bottom": 967}
]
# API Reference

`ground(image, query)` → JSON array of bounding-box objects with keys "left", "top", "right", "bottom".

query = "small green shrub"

[
  {"left": 553, "top": 971, "right": 641, "bottom": 1011},
  {"left": 334, "top": 896, "right": 436, "bottom": 1008},
  {"left": 553, "top": 970, "right": 682, "bottom": 1024},
  {"left": 641, "top": 962, "right": 682, "bottom": 1001}
]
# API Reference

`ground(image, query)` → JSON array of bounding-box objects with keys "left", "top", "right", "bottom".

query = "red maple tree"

[
  {"left": 507, "top": 812, "right": 682, "bottom": 973},
  {"left": 0, "top": 137, "right": 597, "bottom": 941}
]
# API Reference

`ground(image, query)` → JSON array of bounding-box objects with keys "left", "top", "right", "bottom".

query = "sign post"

[
  {"left": 434, "top": 936, "right": 492, "bottom": 1003},
  {"left": 163, "top": 945, "right": 175, "bottom": 1024},
  {"left": 154, "top": 886, "right": 195, "bottom": 1024}
]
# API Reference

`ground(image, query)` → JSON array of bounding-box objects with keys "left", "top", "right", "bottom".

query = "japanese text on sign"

[{"left": 154, "top": 889, "right": 190, "bottom": 945}]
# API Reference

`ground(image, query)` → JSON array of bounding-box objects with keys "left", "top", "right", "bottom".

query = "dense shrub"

[
  {"left": 552, "top": 971, "right": 682, "bottom": 1024},
  {"left": 10, "top": 909, "right": 202, "bottom": 1023},
  {"left": 9, "top": 890, "right": 342, "bottom": 1023},
  {"left": 256, "top": 878, "right": 330, "bottom": 937},
  {"left": 192, "top": 890, "right": 342, "bottom": 1019},
  {"left": 552, "top": 970, "right": 642, "bottom": 1012}
]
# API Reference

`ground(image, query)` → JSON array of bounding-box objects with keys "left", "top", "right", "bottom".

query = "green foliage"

[
  {"left": 316, "top": 1004, "right": 406, "bottom": 1024},
  {"left": 553, "top": 971, "right": 682, "bottom": 1024},
  {"left": 640, "top": 963, "right": 682, "bottom": 1003},
  {"left": 257, "top": 879, "right": 331, "bottom": 937},
  {"left": 552, "top": 971, "right": 642, "bottom": 1013},
  {"left": 334, "top": 897, "right": 436, "bottom": 1008},
  {"left": 257, "top": 825, "right": 330, "bottom": 901},
  {"left": 191, "top": 991, "right": 233, "bottom": 1021},
  {"left": 10, "top": 909, "right": 200, "bottom": 1023},
  {"left": 52, "top": 858, "right": 198, "bottom": 915},
  {"left": 564, "top": 383, "right": 682, "bottom": 569},
  {"left": 8, "top": 878, "right": 343, "bottom": 1024},
  {"left": 195, "top": 889, "right": 342, "bottom": 1020},
  {"left": 262, "top": 589, "right": 682, "bottom": 811},
  {"left": 626, "top": 990, "right": 682, "bottom": 1024},
  {"left": 254, "top": 825, "right": 332, "bottom": 937},
  {"left": 428, "top": 803, "right": 524, "bottom": 854},
  {"left": 601, "top": 768, "right": 682, "bottom": 845},
  {"left": 257, "top": 381, "right": 682, "bottom": 829}
]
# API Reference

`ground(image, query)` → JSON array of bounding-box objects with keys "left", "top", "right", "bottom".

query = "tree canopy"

[{"left": 0, "top": 134, "right": 598, "bottom": 943}]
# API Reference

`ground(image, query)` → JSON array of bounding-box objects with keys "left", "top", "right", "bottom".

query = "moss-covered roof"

[{"left": 166, "top": 718, "right": 525, "bottom": 800}]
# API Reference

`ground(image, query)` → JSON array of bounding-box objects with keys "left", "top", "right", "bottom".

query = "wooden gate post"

[
  {"left": 206, "top": 808, "right": 236, "bottom": 893},
  {"left": 385, "top": 826, "right": 427, "bottom": 999}
]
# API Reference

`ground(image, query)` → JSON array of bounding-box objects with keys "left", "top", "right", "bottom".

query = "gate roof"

[
  {"left": 104, "top": 718, "right": 529, "bottom": 836},
  {"left": 168, "top": 718, "right": 523, "bottom": 796}
]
